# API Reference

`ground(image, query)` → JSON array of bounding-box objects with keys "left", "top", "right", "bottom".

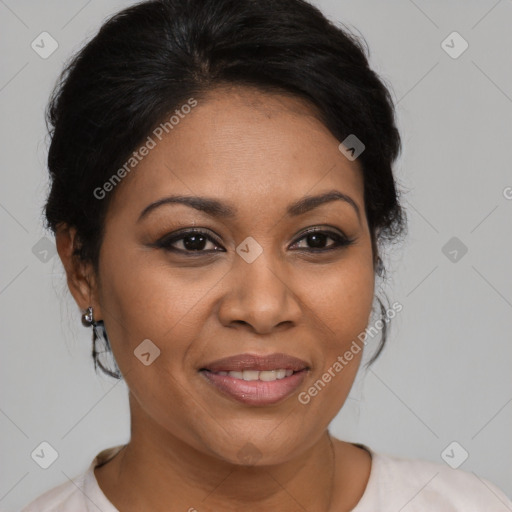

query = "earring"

[
  {"left": 81, "top": 306, "right": 95, "bottom": 327},
  {"left": 81, "top": 306, "right": 121, "bottom": 379},
  {"left": 81, "top": 305, "right": 107, "bottom": 338}
]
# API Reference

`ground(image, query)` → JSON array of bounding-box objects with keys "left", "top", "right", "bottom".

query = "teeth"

[
  {"left": 259, "top": 370, "right": 277, "bottom": 381},
  {"left": 242, "top": 370, "right": 260, "bottom": 381},
  {"left": 276, "top": 369, "right": 286, "bottom": 379},
  {"left": 213, "top": 369, "right": 297, "bottom": 380}
]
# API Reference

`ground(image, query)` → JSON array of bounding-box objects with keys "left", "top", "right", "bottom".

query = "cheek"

[
  {"left": 302, "top": 255, "right": 375, "bottom": 343},
  {"left": 98, "top": 244, "right": 223, "bottom": 375},
  {"left": 302, "top": 256, "right": 374, "bottom": 386}
]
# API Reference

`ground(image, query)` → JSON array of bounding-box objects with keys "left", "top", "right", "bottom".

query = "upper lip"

[{"left": 200, "top": 353, "right": 310, "bottom": 372}]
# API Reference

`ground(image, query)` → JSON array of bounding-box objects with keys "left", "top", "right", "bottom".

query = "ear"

[{"left": 55, "top": 223, "right": 103, "bottom": 320}]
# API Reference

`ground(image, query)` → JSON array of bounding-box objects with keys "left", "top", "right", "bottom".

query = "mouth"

[{"left": 199, "top": 353, "right": 310, "bottom": 406}]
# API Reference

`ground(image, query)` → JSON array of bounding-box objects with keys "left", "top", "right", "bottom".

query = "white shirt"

[{"left": 21, "top": 443, "right": 512, "bottom": 511}]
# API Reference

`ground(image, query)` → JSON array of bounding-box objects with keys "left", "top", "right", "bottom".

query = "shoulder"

[
  {"left": 20, "top": 473, "right": 88, "bottom": 511},
  {"left": 355, "top": 445, "right": 512, "bottom": 512},
  {"left": 20, "top": 445, "right": 124, "bottom": 512}
]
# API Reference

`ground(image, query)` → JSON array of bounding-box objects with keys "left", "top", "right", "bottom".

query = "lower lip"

[{"left": 200, "top": 370, "right": 308, "bottom": 406}]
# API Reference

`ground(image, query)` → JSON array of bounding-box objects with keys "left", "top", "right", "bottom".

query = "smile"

[{"left": 199, "top": 352, "right": 310, "bottom": 406}]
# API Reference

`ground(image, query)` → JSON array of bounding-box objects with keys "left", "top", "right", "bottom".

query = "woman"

[{"left": 22, "top": 0, "right": 512, "bottom": 510}]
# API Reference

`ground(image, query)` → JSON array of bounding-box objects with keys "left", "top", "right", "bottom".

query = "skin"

[{"left": 56, "top": 85, "right": 376, "bottom": 511}]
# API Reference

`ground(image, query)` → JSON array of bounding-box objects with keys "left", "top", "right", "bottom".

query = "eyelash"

[{"left": 155, "top": 227, "right": 356, "bottom": 255}]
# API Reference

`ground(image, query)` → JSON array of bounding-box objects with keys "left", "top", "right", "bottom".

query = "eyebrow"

[{"left": 137, "top": 189, "right": 361, "bottom": 223}]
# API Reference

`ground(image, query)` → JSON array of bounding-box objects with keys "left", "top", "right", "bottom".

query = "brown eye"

[
  {"left": 156, "top": 229, "right": 225, "bottom": 254},
  {"left": 291, "top": 229, "right": 355, "bottom": 252}
]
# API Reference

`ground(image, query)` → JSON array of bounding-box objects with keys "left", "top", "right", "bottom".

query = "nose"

[{"left": 217, "top": 250, "right": 303, "bottom": 335}]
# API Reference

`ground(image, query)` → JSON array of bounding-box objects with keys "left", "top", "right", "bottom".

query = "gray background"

[{"left": 1, "top": 0, "right": 511, "bottom": 510}]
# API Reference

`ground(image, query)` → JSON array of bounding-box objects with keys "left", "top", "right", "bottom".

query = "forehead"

[{"left": 106, "top": 86, "right": 365, "bottom": 222}]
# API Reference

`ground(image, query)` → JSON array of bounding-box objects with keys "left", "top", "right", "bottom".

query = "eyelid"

[
  {"left": 289, "top": 226, "right": 354, "bottom": 250},
  {"left": 292, "top": 224, "right": 349, "bottom": 241},
  {"left": 156, "top": 227, "right": 224, "bottom": 250},
  {"left": 164, "top": 227, "right": 220, "bottom": 241}
]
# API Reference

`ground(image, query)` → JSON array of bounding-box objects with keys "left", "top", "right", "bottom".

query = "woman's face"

[{"left": 91, "top": 86, "right": 375, "bottom": 464}]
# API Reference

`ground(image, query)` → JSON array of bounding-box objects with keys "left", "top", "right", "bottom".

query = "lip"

[
  {"left": 200, "top": 352, "right": 309, "bottom": 373},
  {"left": 199, "top": 353, "right": 310, "bottom": 406},
  {"left": 200, "top": 369, "right": 308, "bottom": 406}
]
